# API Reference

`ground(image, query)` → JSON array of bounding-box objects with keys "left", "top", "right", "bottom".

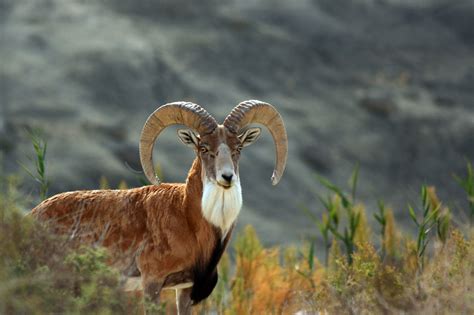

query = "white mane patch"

[{"left": 201, "top": 179, "right": 242, "bottom": 235}]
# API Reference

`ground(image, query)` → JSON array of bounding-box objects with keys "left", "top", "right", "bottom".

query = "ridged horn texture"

[
  {"left": 140, "top": 102, "right": 217, "bottom": 185},
  {"left": 223, "top": 100, "right": 288, "bottom": 185}
]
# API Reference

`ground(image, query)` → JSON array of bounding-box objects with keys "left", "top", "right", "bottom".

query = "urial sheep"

[{"left": 31, "top": 100, "right": 288, "bottom": 314}]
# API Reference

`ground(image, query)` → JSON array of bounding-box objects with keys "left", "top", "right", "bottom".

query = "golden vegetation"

[
  {"left": 1, "top": 135, "right": 473, "bottom": 314},
  {"left": 1, "top": 172, "right": 473, "bottom": 314},
  {"left": 192, "top": 226, "right": 473, "bottom": 314}
]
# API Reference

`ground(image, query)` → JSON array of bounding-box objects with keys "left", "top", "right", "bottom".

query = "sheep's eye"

[{"left": 200, "top": 146, "right": 208, "bottom": 154}]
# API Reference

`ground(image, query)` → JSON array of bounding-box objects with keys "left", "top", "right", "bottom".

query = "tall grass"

[
  {"left": 303, "top": 165, "right": 362, "bottom": 265},
  {"left": 2, "top": 134, "right": 473, "bottom": 314},
  {"left": 295, "top": 165, "right": 473, "bottom": 314},
  {"left": 19, "top": 129, "right": 49, "bottom": 201},
  {"left": 454, "top": 161, "right": 474, "bottom": 225},
  {"left": 0, "top": 181, "right": 139, "bottom": 314},
  {"left": 408, "top": 186, "right": 440, "bottom": 271}
]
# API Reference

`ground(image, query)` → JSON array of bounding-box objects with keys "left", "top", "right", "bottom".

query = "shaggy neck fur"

[
  {"left": 185, "top": 158, "right": 242, "bottom": 235},
  {"left": 201, "top": 179, "right": 242, "bottom": 235}
]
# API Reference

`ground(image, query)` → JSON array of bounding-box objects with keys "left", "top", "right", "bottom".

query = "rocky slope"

[{"left": 1, "top": 0, "right": 473, "bottom": 245}]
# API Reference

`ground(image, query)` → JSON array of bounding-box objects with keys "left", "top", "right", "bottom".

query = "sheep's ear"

[
  {"left": 177, "top": 129, "right": 200, "bottom": 148},
  {"left": 238, "top": 127, "right": 261, "bottom": 148}
]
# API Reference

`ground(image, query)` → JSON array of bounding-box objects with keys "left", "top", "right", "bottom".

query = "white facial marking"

[
  {"left": 216, "top": 143, "right": 236, "bottom": 187},
  {"left": 201, "top": 178, "right": 242, "bottom": 235}
]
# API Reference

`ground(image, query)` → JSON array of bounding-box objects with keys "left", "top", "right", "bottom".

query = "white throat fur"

[{"left": 201, "top": 179, "right": 242, "bottom": 234}]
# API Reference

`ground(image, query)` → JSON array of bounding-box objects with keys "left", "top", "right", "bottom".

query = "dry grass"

[
  {"left": 0, "top": 175, "right": 143, "bottom": 314},
  {"left": 190, "top": 225, "right": 472, "bottom": 315},
  {"left": 1, "top": 167, "right": 473, "bottom": 314}
]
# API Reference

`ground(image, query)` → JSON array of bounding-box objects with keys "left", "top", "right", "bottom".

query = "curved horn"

[
  {"left": 140, "top": 102, "right": 217, "bottom": 185},
  {"left": 223, "top": 100, "right": 288, "bottom": 185}
]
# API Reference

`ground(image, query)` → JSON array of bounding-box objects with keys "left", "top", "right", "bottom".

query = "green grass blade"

[
  {"left": 408, "top": 205, "right": 418, "bottom": 226},
  {"left": 350, "top": 162, "right": 360, "bottom": 202}
]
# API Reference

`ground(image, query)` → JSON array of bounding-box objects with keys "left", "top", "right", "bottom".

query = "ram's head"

[{"left": 139, "top": 100, "right": 288, "bottom": 189}]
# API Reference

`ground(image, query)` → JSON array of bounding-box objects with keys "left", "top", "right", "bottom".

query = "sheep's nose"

[{"left": 221, "top": 173, "right": 233, "bottom": 183}]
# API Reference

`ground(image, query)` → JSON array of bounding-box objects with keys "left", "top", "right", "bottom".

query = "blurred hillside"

[{"left": 1, "top": 0, "right": 473, "bottom": 245}]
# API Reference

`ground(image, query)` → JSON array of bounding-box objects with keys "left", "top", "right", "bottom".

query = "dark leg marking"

[{"left": 144, "top": 280, "right": 164, "bottom": 304}]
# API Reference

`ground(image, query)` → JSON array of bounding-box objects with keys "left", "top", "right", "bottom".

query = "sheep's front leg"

[{"left": 176, "top": 288, "right": 192, "bottom": 315}]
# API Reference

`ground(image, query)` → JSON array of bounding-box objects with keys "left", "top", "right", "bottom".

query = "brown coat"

[{"left": 30, "top": 157, "right": 231, "bottom": 303}]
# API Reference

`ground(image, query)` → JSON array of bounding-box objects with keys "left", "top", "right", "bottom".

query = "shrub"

[
  {"left": 3, "top": 133, "right": 472, "bottom": 314},
  {"left": 0, "top": 185, "right": 136, "bottom": 314}
]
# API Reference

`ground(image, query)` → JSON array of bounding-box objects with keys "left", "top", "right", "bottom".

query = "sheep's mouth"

[{"left": 217, "top": 182, "right": 232, "bottom": 189}]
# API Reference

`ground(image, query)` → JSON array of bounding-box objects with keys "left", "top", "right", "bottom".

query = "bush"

[
  {"left": 2, "top": 134, "right": 473, "bottom": 314},
  {"left": 0, "top": 181, "right": 137, "bottom": 314}
]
